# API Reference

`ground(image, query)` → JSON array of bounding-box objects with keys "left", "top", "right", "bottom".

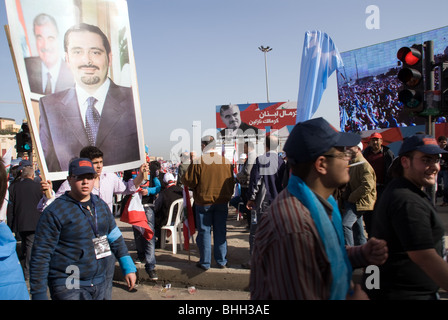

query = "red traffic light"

[
  {"left": 397, "top": 47, "right": 421, "bottom": 66},
  {"left": 397, "top": 44, "right": 424, "bottom": 113}
]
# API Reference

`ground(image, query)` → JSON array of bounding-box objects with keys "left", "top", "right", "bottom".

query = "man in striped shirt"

[{"left": 250, "top": 117, "right": 388, "bottom": 300}]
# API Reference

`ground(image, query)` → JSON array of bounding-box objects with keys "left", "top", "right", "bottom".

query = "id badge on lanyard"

[
  {"left": 79, "top": 201, "right": 112, "bottom": 259},
  {"left": 92, "top": 235, "right": 111, "bottom": 259}
]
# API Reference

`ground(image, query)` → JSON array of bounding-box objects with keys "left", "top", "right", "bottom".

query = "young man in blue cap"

[
  {"left": 30, "top": 158, "right": 136, "bottom": 300},
  {"left": 250, "top": 117, "right": 388, "bottom": 300},
  {"left": 366, "top": 133, "right": 448, "bottom": 300}
]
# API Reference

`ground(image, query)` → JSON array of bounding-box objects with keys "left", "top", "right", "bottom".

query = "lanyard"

[{"left": 78, "top": 199, "right": 99, "bottom": 237}]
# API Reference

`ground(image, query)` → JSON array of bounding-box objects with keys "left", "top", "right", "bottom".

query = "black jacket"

[
  {"left": 7, "top": 178, "right": 43, "bottom": 233},
  {"left": 154, "top": 185, "right": 184, "bottom": 228}
]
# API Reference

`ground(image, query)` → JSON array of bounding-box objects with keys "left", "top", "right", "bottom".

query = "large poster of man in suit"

[{"left": 5, "top": 0, "right": 145, "bottom": 181}]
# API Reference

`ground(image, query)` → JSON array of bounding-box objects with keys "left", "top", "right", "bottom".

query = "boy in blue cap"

[{"left": 30, "top": 158, "right": 136, "bottom": 300}]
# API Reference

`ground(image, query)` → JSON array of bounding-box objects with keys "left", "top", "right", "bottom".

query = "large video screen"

[{"left": 337, "top": 26, "right": 448, "bottom": 133}]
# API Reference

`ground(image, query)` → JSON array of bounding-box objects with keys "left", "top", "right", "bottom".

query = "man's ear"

[
  {"left": 401, "top": 156, "right": 411, "bottom": 170},
  {"left": 313, "top": 156, "right": 328, "bottom": 175}
]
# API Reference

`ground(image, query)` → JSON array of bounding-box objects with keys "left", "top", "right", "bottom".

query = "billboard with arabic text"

[{"left": 216, "top": 101, "right": 297, "bottom": 139}]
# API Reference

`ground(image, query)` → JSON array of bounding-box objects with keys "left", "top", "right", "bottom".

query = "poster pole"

[{"left": 4, "top": 24, "right": 52, "bottom": 199}]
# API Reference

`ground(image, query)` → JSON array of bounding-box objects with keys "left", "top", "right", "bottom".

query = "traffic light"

[
  {"left": 15, "top": 123, "right": 32, "bottom": 153},
  {"left": 15, "top": 132, "right": 32, "bottom": 153},
  {"left": 397, "top": 44, "right": 425, "bottom": 113},
  {"left": 15, "top": 132, "right": 24, "bottom": 153},
  {"left": 440, "top": 62, "right": 448, "bottom": 115},
  {"left": 21, "top": 132, "right": 32, "bottom": 151}
]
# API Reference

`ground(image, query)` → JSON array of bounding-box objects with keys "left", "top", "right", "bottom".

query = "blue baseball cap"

[
  {"left": 284, "top": 117, "right": 361, "bottom": 164},
  {"left": 399, "top": 134, "right": 448, "bottom": 156},
  {"left": 17, "top": 159, "right": 32, "bottom": 171},
  {"left": 68, "top": 158, "right": 96, "bottom": 176}
]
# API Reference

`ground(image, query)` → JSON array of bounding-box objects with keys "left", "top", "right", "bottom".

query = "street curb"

[{"left": 114, "top": 261, "right": 250, "bottom": 291}]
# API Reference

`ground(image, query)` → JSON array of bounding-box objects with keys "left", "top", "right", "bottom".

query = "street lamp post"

[{"left": 258, "top": 46, "right": 272, "bottom": 103}]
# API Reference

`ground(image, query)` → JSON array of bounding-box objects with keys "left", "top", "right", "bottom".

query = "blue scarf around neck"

[{"left": 287, "top": 174, "right": 352, "bottom": 300}]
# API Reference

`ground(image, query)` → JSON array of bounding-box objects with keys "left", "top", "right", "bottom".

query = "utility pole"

[{"left": 258, "top": 46, "right": 272, "bottom": 103}]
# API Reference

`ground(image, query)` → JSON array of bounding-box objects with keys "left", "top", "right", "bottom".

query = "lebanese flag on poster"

[
  {"left": 183, "top": 185, "right": 195, "bottom": 250},
  {"left": 120, "top": 192, "right": 154, "bottom": 241}
]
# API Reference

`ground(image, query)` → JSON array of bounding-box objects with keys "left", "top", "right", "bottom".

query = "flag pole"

[
  {"left": 188, "top": 233, "right": 191, "bottom": 262},
  {"left": 183, "top": 185, "right": 195, "bottom": 262}
]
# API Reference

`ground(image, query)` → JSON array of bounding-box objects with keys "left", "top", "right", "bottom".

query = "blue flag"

[{"left": 296, "top": 31, "right": 343, "bottom": 123}]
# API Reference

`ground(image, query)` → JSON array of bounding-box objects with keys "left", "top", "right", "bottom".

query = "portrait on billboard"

[
  {"left": 216, "top": 101, "right": 297, "bottom": 141},
  {"left": 217, "top": 104, "right": 260, "bottom": 140},
  {"left": 5, "top": 0, "right": 144, "bottom": 181}
]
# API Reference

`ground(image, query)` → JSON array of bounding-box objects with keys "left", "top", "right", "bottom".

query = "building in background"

[{"left": 0, "top": 117, "right": 21, "bottom": 158}]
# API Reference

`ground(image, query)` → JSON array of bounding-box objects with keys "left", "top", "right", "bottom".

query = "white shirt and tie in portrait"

[{"left": 37, "top": 23, "right": 142, "bottom": 175}]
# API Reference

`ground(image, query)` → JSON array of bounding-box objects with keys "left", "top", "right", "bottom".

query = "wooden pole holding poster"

[{"left": 4, "top": 24, "right": 52, "bottom": 199}]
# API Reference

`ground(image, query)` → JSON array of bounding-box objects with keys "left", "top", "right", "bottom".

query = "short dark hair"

[
  {"left": 266, "top": 135, "right": 279, "bottom": 151},
  {"left": 290, "top": 161, "right": 314, "bottom": 181},
  {"left": 389, "top": 151, "right": 416, "bottom": 178},
  {"left": 64, "top": 23, "right": 111, "bottom": 56},
  {"left": 219, "top": 105, "right": 230, "bottom": 116},
  {"left": 219, "top": 104, "right": 240, "bottom": 116},
  {"left": 80, "top": 146, "right": 104, "bottom": 160},
  {"left": 438, "top": 135, "right": 447, "bottom": 142}
]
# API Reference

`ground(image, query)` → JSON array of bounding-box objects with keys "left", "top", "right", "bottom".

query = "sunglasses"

[{"left": 322, "top": 150, "right": 352, "bottom": 160}]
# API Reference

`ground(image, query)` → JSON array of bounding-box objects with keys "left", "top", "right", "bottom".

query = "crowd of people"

[
  {"left": 2, "top": 116, "right": 448, "bottom": 300},
  {"left": 5, "top": 8, "right": 448, "bottom": 302},
  {"left": 338, "top": 74, "right": 426, "bottom": 132}
]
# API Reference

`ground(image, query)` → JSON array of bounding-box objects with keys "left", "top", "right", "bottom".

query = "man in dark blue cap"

[
  {"left": 366, "top": 133, "right": 448, "bottom": 300},
  {"left": 250, "top": 117, "right": 388, "bottom": 300}
]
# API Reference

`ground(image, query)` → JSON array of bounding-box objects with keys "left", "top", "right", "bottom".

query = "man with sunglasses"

[
  {"left": 250, "top": 117, "right": 388, "bottom": 300},
  {"left": 30, "top": 158, "right": 136, "bottom": 300},
  {"left": 365, "top": 134, "right": 448, "bottom": 300}
]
